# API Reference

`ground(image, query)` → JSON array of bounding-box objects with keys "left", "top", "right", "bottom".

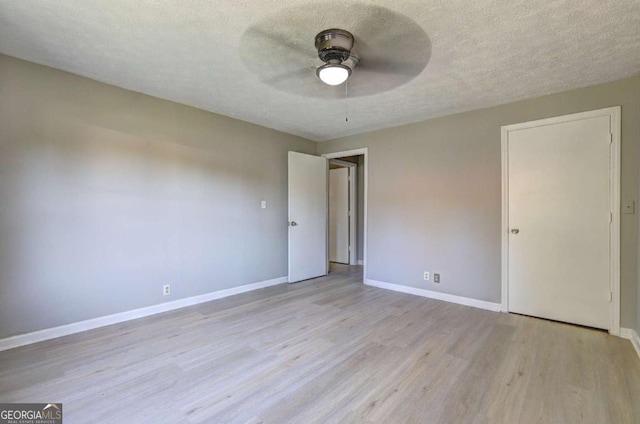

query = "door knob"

[
  {"left": 290, "top": 221, "right": 298, "bottom": 227},
  {"left": 511, "top": 228, "right": 519, "bottom": 234}
]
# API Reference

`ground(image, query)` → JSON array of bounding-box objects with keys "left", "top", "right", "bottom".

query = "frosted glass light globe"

[{"left": 317, "top": 64, "right": 350, "bottom": 86}]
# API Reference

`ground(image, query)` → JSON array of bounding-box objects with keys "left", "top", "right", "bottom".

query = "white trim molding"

[
  {"left": 501, "top": 106, "right": 621, "bottom": 336},
  {"left": 365, "top": 279, "right": 502, "bottom": 312},
  {"left": 0, "top": 276, "right": 287, "bottom": 352},
  {"left": 322, "top": 148, "right": 368, "bottom": 282},
  {"left": 328, "top": 159, "right": 358, "bottom": 266},
  {"left": 357, "top": 260, "right": 364, "bottom": 266},
  {"left": 620, "top": 328, "right": 640, "bottom": 360}
]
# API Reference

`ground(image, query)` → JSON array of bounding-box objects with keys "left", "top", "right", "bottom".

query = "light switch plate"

[
  {"left": 261, "top": 200, "right": 267, "bottom": 209},
  {"left": 623, "top": 200, "right": 635, "bottom": 214}
]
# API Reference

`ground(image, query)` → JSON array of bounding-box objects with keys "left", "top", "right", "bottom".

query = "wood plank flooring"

[{"left": 1, "top": 264, "right": 639, "bottom": 423}]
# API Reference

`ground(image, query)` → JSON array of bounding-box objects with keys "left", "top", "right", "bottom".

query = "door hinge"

[
  {"left": 609, "top": 133, "right": 613, "bottom": 144},
  {"left": 609, "top": 291, "right": 613, "bottom": 302},
  {"left": 609, "top": 212, "right": 613, "bottom": 223}
]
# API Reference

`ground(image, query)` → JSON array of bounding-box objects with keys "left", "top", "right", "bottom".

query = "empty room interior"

[{"left": 1, "top": 1, "right": 640, "bottom": 423}]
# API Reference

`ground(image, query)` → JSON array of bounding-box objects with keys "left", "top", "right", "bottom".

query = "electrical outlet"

[
  {"left": 163, "top": 284, "right": 170, "bottom": 296},
  {"left": 423, "top": 272, "right": 430, "bottom": 281},
  {"left": 433, "top": 273, "right": 440, "bottom": 283},
  {"left": 623, "top": 200, "right": 635, "bottom": 214}
]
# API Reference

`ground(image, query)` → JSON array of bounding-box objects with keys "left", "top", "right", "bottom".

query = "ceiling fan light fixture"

[{"left": 317, "top": 63, "right": 351, "bottom": 86}]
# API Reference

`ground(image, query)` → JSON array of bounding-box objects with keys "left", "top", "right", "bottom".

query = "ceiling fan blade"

[
  {"left": 357, "top": 58, "right": 425, "bottom": 76},
  {"left": 351, "top": 6, "right": 388, "bottom": 40},
  {"left": 353, "top": 66, "right": 412, "bottom": 78},
  {"left": 353, "top": 36, "right": 430, "bottom": 75},
  {"left": 244, "top": 26, "right": 313, "bottom": 59},
  {"left": 262, "top": 67, "right": 314, "bottom": 85}
]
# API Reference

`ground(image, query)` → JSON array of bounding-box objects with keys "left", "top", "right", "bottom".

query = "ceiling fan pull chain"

[{"left": 345, "top": 79, "right": 349, "bottom": 122}]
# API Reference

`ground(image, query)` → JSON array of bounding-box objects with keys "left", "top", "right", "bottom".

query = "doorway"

[
  {"left": 323, "top": 148, "right": 368, "bottom": 281},
  {"left": 329, "top": 160, "right": 356, "bottom": 265},
  {"left": 501, "top": 107, "right": 620, "bottom": 334}
]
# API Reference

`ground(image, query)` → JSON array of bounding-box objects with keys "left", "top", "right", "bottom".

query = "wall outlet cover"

[
  {"left": 434, "top": 273, "right": 440, "bottom": 283},
  {"left": 423, "top": 272, "right": 429, "bottom": 281},
  {"left": 623, "top": 200, "right": 635, "bottom": 214},
  {"left": 163, "top": 285, "right": 170, "bottom": 295}
]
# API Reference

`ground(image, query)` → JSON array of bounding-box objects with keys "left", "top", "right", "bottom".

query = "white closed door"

[
  {"left": 329, "top": 167, "right": 350, "bottom": 264},
  {"left": 288, "top": 151, "right": 327, "bottom": 283},
  {"left": 507, "top": 115, "right": 611, "bottom": 329}
]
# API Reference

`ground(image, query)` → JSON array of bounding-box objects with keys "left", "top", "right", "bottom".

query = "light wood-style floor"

[{"left": 1, "top": 264, "right": 639, "bottom": 423}]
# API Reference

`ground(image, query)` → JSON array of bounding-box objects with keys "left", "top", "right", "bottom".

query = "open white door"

[{"left": 288, "top": 152, "right": 327, "bottom": 283}]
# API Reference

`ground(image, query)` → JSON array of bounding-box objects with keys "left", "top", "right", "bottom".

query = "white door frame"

[
  {"left": 500, "top": 106, "right": 621, "bottom": 335},
  {"left": 329, "top": 159, "right": 358, "bottom": 265},
  {"left": 322, "top": 148, "right": 368, "bottom": 281}
]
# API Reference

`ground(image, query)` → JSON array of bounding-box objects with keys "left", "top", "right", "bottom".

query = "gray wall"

[
  {"left": 318, "top": 76, "right": 640, "bottom": 328},
  {"left": 0, "top": 54, "right": 315, "bottom": 339},
  {"left": 2, "top": 52, "right": 638, "bottom": 339}
]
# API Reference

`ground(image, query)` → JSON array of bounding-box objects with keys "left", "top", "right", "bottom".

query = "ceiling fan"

[
  {"left": 240, "top": 3, "right": 431, "bottom": 99},
  {"left": 314, "top": 28, "right": 358, "bottom": 86}
]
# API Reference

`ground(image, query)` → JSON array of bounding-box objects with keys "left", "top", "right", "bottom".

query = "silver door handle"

[
  {"left": 289, "top": 221, "right": 298, "bottom": 227},
  {"left": 511, "top": 228, "right": 519, "bottom": 234}
]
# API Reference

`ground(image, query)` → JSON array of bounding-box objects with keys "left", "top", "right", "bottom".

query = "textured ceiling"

[{"left": 0, "top": 0, "right": 639, "bottom": 141}]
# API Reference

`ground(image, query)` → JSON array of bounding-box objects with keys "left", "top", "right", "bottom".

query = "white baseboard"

[
  {"left": 357, "top": 260, "right": 364, "bottom": 266},
  {"left": 0, "top": 276, "right": 288, "bottom": 352},
  {"left": 620, "top": 327, "right": 640, "bottom": 360},
  {"left": 365, "top": 279, "right": 502, "bottom": 312}
]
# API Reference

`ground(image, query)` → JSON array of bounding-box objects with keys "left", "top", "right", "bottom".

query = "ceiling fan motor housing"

[{"left": 315, "top": 29, "right": 354, "bottom": 63}]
